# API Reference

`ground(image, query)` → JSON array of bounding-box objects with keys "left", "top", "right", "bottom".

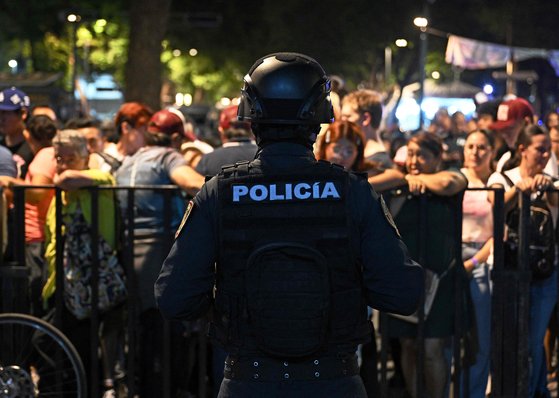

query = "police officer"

[{"left": 155, "top": 52, "right": 423, "bottom": 398}]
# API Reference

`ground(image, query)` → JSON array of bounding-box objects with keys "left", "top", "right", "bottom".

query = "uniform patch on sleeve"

[
  {"left": 175, "top": 200, "right": 194, "bottom": 239},
  {"left": 379, "top": 195, "right": 401, "bottom": 238}
]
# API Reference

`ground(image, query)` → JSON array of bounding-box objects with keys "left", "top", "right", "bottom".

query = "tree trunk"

[{"left": 124, "top": 0, "right": 171, "bottom": 110}]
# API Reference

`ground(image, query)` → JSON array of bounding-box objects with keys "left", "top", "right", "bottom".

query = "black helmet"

[{"left": 238, "top": 52, "right": 334, "bottom": 125}]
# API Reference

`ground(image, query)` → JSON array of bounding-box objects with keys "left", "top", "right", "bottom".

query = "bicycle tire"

[{"left": 0, "top": 313, "right": 86, "bottom": 398}]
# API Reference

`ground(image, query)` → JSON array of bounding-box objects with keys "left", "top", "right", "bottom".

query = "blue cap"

[{"left": 0, "top": 87, "right": 30, "bottom": 111}]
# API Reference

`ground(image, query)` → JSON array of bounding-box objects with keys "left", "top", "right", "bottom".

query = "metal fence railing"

[{"left": 0, "top": 185, "right": 556, "bottom": 397}]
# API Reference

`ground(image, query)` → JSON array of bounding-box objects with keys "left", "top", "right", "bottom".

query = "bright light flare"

[
  {"left": 413, "top": 17, "right": 428, "bottom": 28},
  {"left": 483, "top": 84, "right": 494, "bottom": 95},
  {"left": 67, "top": 14, "right": 81, "bottom": 23},
  {"left": 395, "top": 39, "right": 408, "bottom": 48}
]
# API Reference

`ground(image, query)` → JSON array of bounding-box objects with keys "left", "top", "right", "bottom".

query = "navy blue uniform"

[
  {"left": 195, "top": 138, "right": 258, "bottom": 177},
  {"left": 155, "top": 142, "right": 423, "bottom": 397}
]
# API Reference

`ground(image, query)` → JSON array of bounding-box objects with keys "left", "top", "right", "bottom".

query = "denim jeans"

[
  {"left": 460, "top": 244, "right": 492, "bottom": 398},
  {"left": 529, "top": 269, "right": 558, "bottom": 397}
]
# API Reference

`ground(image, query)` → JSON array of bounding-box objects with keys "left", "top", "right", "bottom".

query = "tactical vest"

[{"left": 209, "top": 160, "right": 371, "bottom": 359}]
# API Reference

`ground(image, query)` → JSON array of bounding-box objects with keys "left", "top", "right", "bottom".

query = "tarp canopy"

[
  {"left": 402, "top": 79, "right": 481, "bottom": 99},
  {"left": 445, "top": 34, "right": 559, "bottom": 76}
]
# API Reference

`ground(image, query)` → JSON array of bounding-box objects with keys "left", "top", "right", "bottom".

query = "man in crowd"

[
  {"left": 476, "top": 99, "right": 501, "bottom": 131},
  {"left": 490, "top": 97, "right": 534, "bottom": 171},
  {"left": 340, "top": 89, "right": 393, "bottom": 169},
  {"left": 195, "top": 104, "right": 257, "bottom": 177},
  {"left": 0, "top": 87, "right": 34, "bottom": 178},
  {"left": 148, "top": 108, "right": 213, "bottom": 168},
  {"left": 65, "top": 117, "right": 121, "bottom": 173},
  {"left": 32, "top": 104, "right": 59, "bottom": 123}
]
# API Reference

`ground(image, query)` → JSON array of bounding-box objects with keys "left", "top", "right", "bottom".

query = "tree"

[{"left": 124, "top": 0, "right": 171, "bottom": 109}]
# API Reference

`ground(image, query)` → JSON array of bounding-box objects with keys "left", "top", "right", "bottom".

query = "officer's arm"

[
  {"left": 356, "top": 181, "right": 424, "bottom": 315},
  {"left": 155, "top": 184, "right": 216, "bottom": 320}
]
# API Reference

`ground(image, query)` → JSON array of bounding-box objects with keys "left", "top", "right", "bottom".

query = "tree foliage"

[{"left": 0, "top": 0, "right": 558, "bottom": 107}]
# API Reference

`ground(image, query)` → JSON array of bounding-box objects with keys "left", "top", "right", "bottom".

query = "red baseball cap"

[
  {"left": 219, "top": 104, "right": 250, "bottom": 131},
  {"left": 489, "top": 98, "right": 534, "bottom": 131},
  {"left": 148, "top": 108, "right": 197, "bottom": 141}
]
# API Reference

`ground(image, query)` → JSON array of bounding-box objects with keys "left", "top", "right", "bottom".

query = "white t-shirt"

[{"left": 487, "top": 166, "right": 520, "bottom": 190}]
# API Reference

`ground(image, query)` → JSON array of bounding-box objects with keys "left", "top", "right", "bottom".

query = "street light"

[
  {"left": 413, "top": 17, "right": 428, "bottom": 29},
  {"left": 395, "top": 39, "right": 408, "bottom": 48},
  {"left": 67, "top": 13, "right": 81, "bottom": 23},
  {"left": 67, "top": 13, "right": 81, "bottom": 117},
  {"left": 414, "top": 16, "right": 429, "bottom": 128},
  {"left": 385, "top": 39, "right": 409, "bottom": 86},
  {"left": 384, "top": 46, "right": 392, "bottom": 85},
  {"left": 8, "top": 59, "right": 17, "bottom": 74}
]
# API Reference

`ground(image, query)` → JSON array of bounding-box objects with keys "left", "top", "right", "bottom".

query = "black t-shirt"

[
  {"left": 196, "top": 140, "right": 258, "bottom": 177},
  {"left": 0, "top": 136, "right": 34, "bottom": 179}
]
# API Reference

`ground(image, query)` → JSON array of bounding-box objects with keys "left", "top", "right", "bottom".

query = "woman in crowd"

[
  {"left": 386, "top": 132, "right": 467, "bottom": 398},
  {"left": 315, "top": 120, "right": 372, "bottom": 169},
  {"left": 42, "top": 129, "right": 123, "bottom": 397},
  {"left": 315, "top": 120, "right": 405, "bottom": 191},
  {"left": 114, "top": 102, "right": 203, "bottom": 396},
  {"left": 488, "top": 125, "right": 557, "bottom": 397},
  {"left": 460, "top": 130, "right": 495, "bottom": 397}
]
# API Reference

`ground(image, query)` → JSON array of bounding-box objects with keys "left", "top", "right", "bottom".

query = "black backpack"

[{"left": 502, "top": 174, "right": 556, "bottom": 280}]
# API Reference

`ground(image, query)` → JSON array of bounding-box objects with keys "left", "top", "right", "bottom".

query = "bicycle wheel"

[{"left": 0, "top": 313, "right": 86, "bottom": 398}]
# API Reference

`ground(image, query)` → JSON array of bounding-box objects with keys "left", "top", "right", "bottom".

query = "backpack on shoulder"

[{"left": 502, "top": 174, "right": 556, "bottom": 280}]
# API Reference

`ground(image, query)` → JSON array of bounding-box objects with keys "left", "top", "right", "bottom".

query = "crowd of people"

[
  {"left": 1, "top": 80, "right": 558, "bottom": 398},
  {"left": 319, "top": 89, "right": 559, "bottom": 398}
]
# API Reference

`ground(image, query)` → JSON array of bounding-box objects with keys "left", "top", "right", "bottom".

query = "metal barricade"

[
  {"left": 6, "top": 184, "right": 209, "bottom": 398},
  {"left": 4, "top": 183, "right": 558, "bottom": 398}
]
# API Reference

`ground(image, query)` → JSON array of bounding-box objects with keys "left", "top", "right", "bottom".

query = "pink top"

[
  {"left": 461, "top": 168, "right": 493, "bottom": 243},
  {"left": 25, "top": 147, "right": 56, "bottom": 243}
]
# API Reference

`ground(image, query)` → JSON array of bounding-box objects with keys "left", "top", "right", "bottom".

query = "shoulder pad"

[
  {"left": 317, "top": 159, "right": 346, "bottom": 172},
  {"left": 351, "top": 171, "right": 368, "bottom": 181},
  {"left": 220, "top": 163, "right": 236, "bottom": 173},
  {"left": 219, "top": 160, "right": 252, "bottom": 178},
  {"left": 219, "top": 164, "right": 236, "bottom": 177}
]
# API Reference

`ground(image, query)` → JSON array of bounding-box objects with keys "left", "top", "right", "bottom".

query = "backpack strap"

[
  {"left": 96, "top": 151, "right": 122, "bottom": 173},
  {"left": 500, "top": 171, "right": 514, "bottom": 189}
]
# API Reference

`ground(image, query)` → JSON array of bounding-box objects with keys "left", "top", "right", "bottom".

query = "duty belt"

[{"left": 223, "top": 354, "right": 359, "bottom": 381}]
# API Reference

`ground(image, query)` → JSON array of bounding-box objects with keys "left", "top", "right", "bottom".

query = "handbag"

[
  {"left": 63, "top": 204, "right": 127, "bottom": 320},
  {"left": 389, "top": 260, "right": 454, "bottom": 324},
  {"left": 386, "top": 193, "right": 449, "bottom": 323}
]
